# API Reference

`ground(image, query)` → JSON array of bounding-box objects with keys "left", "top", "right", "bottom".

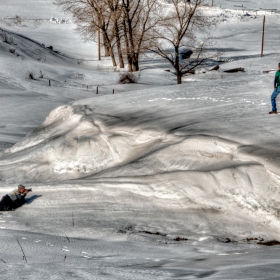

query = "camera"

[{"left": 26, "top": 188, "right": 32, "bottom": 192}]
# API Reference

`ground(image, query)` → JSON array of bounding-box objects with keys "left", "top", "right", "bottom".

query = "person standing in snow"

[
  {"left": 0, "top": 184, "right": 32, "bottom": 211},
  {"left": 269, "top": 63, "right": 280, "bottom": 114}
]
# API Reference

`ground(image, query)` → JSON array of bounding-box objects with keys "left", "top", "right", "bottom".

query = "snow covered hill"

[
  {"left": 1, "top": 0, "right": 280, "bottom": 279},
  {"left": 0, "top": 0, "right": 64, "bottom": 19},
  {"left": 2, "top": 53, "right": 280, "bottom": 239},
  {"left": 0, "top": 27, "right": 75, "bottom": 64}
]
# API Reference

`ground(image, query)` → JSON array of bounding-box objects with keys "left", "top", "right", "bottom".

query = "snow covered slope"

[
  {"left": 0, "top": 0, "right": 63, "bottom": 19},
  {"left": 1, "top": 52, "right": 280, "bottom": 241},
  {"left": 213, "top": 0, "right": 280, "bottom": 10},
  {"left": 0, "top": 27, "right": 75, "bottom": 64},
  {"left": 1, "top": 1, "right": 280, "bottom": 279}
]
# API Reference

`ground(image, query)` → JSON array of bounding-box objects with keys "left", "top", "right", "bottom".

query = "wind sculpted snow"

[
  {"left": 2, "top": 1, "right": 280, "bottom": 278},
  {"left": 0, "top": 102, "right": 181, "bottom": 181},
  {"left": 1, "top": 81, "right": 280, "bottom": 240}
]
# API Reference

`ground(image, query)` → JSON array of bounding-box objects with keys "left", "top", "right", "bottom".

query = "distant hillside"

[
  {"left": 0, "top": 27, "right": 76, "bottom": 65},
  {"left": 0, "top": 0, "right": 63, "bottom": 19}
]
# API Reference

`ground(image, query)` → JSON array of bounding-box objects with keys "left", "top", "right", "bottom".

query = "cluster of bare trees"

[{"left": 55, "top": 0, "right": 217, "bottom": 84}]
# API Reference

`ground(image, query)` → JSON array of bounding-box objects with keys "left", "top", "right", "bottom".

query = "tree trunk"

[
  {"left": 127, "top": 60, "right": 133, "bottom": 72},
  {"left": 98, "top": 18, "right": 101, "bottom": 60},
  {"left": 110, "top": 46, "right": 117, "bottom": 67},
  {"left": 103, "top": 28, "right": 117, "bottom": 67},
  {"left": 126, "top": 17, "right": 137, "bottom": 72},
  {"left": 123, "top": 20, "right": 133, "bottom": 71},
  {"left": 132, "top": 56, "right": 139, "bottom": 71},
  {"left": 174, "top": 45, "right": 181, "bottom": 84},
  {"left": 115, "top": 21, "right": 125, "bottom": 68},
  {"left": 102, "top": 31, "right": 110, "bottom": 57},
  {"left": 177, "top": 74, "right": 182, "bottom": 84}
]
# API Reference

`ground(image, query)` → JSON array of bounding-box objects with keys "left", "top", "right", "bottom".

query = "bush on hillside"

[
  {"left": 119, "top": 72, "right": 139, "bottom": 84},
  {"left": 0, "top": 31, "right": 15, "bottom": 45},
  {"left": 28, "top": 72, "right": 35, "bottom": 80},
  {"left": 0, "top": 32, "right": 9, "bottom": 44}
]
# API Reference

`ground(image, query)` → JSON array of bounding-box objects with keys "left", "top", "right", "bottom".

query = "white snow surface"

[{"left": 1, "top": 0, "right": 280, "bottom": 279}]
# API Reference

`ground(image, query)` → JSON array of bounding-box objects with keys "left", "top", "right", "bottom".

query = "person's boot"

[{"left": 269, "top": 110, "right": 278, "bottom": 114}]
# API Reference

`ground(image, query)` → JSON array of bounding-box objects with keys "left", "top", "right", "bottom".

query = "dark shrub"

[
  {"left": 28, "top": 72, "right": 35, "bottom": 80},
  {"left": 119, "top": 72, "right": 139, "bottom": 84}
]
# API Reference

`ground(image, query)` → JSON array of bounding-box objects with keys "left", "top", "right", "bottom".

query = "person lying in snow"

[{"left": 0, "top": 184, "right": 32, "bottom": 211}]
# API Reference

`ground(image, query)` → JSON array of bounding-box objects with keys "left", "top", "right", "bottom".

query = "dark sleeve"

[
  {"left": 14, "top": 196, "right": 26, "bottom": 208},
  {"left": 275, "top": 76, "right": 277, "bottom": 88},
  {"left": 16, "top": 193, "right": 26, "bottom": 200}
]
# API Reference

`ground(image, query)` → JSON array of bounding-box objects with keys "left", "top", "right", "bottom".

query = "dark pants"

[
  {"left": 0, "top": 195, "right": 25, "bottom": 211},
  {"left": 0, "top": 195, "right": 14, "bottom": 211}
]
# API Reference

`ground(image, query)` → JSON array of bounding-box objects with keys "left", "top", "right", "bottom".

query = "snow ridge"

[{"left": 0, "top": 100, "right": 280, "bottom": 235}]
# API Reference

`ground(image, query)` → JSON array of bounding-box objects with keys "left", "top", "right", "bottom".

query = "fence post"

[{"left": 96, "top": 87, "right": 98, "bottom": 94}]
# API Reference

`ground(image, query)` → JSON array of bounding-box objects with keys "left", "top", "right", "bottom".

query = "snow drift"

[
  {"left": 0, "top": 101, "right": 181, "bottom": 181},
  {"left": 1, "top": 0, "right": 280, "bottom": 241},
  {"left": 2, "top": 0, "right": 280, "bottom": 278},
  {"left": 1, "top": 94, "right": 280, "bottom": 235}
]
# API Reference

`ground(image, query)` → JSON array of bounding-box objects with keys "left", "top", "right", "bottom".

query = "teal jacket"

[{"left": 274, "top": 70, "right": 280, "bottom": 88}]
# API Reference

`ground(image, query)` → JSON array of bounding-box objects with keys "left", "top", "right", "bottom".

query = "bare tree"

[
  {"left": 121, "top": 0, "right": 161, "bottom": 72},
  {"left": 55, "top": 0, "right": 161, "bottom": 71},
  {"left": 55, "top": 0, "right": 218, "bottom": 77},
  {"left": 150, "top": 0, "right": 219, "bottom": 84},
  {"left": 107, "top": 0, "right": 125, "bottom": 68},
  {"left": 55, "top": 0, "right": 118, "bottom": 66}
]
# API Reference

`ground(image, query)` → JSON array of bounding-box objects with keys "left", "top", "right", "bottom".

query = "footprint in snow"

[
  {"left": 62, "top": 246, "right": 69, "bottom": 252},
  {"left": 81, "top": 252, "right": 91, "bottom": 259},
  {"left": 34, "top": 240, "right": 41, "bottom": 243},
  {"left": 82, "top": 255, "right": 91, "bottom": 259}
]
